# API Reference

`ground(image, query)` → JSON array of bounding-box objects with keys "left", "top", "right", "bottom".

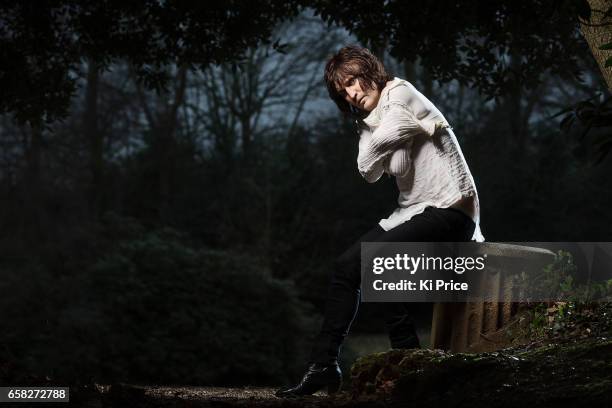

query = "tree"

[
  {"left": 193, "top": 15, "right": 344, "bottom": 159},
  {"left": 0, "top": 1, "right": 301, "bottom": 124},
  {"left": 185, "top": 14, "right": 349, "bottom": 260},
  {"left": 1, "top": 1, "right": 607, "bottom": 124},
  {"left": 134, "top": 65, "right": 188, "bottom": 222},
  {"left": 579, "top": 0, "right": 612, "bottom": 90},
  {"left": 310, "top": 0, "right": 590, "bottom": 98}
]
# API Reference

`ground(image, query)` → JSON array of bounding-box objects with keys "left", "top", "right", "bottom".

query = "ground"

[{"left": 68, "top": 303, "right": 612, "bottom": 408}]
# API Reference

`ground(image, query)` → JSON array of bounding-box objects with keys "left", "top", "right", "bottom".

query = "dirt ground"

[{"left": 79, "top": 384, "right": 373, "bottom": 408}]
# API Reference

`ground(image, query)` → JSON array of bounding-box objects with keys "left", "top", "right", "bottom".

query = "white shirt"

[{"left": 357, "top": 77, "right": 484, "bottom": 242}]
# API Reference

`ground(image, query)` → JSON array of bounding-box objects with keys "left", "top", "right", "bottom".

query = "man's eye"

[{"left": 342, "top": 77, "right": 355, "bottom": 88}]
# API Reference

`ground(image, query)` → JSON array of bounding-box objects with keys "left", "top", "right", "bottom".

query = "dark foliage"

[
  {"left": 0, "top": 215, "right": 316, "bottom": 385},
  {"left": 0, "top": 1, "right": 301, "bottom": 123},
  {"left": 0, "top": 1, "right": 597, "bottom": 125},
  {"left": 1, "top": 0, "right": 612, "bottom": 390},
  {"left": 311, "top": 0, "right": 588, "bottom": 98}
]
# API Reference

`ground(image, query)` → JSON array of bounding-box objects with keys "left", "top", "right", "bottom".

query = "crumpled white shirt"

[{"left": 356, "top": 78, "right": 485, "bottom": 242}]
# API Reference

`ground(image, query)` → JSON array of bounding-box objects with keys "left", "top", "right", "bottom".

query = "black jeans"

[{"left": 309, "top": 207, "right": 476, "bottom": 364}]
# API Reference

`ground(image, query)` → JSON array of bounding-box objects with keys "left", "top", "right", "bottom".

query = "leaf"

[
  {"left": 560, "top": 114, "right": 575, "bottom": 132},
  {"left": 550, "top": 105, "right": 575, "bottom": 119},
  {"left": 580, "top": 121, "right": 593, "bottom": 141},
  {"left": 600, "top": 42, "right": 612, "bottom": 50},
  {"left": 271, "top": 39, "right": 289, "bottom": 54},
  {"left": 576, "top": 101, "right": 595, "bottom": 110}
]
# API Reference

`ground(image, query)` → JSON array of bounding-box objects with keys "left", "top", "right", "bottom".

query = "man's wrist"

[{"left": 434, "top": 121, "right": 450, "bottom": 134}]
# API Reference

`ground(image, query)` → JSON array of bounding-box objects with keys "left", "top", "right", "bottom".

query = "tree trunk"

[
  {"left": 240, "top": 115, "right": 252, "bottom": 158},
  {"left": 22, "top": 123, "right": 46, "bottom": 245},
  {"left": 580, "top": 0, "right": 612, "bottom": 90},
  {"left": 84, "top": 61, "right": 103, "bottom": 220},
  {"left": 503, "top": 49, "right": 526, "bottom": 153},
  {"left": 421, "top": 66, "right": 434, "bottom": 99},
  {"left": 157, "top": 65, "right": 188, "bottom": 222},
  {"left": 403, "top": 60, "right": 417, "bottom": 84}
]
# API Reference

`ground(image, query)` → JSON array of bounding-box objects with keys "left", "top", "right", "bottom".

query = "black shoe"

[{"left": 275, "top": 362, "right": 342, "bottom": 398}]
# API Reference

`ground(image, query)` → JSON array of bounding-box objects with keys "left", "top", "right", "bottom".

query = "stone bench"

[{"left": 429, "top": 243, "right": 556, "bottom": 352}]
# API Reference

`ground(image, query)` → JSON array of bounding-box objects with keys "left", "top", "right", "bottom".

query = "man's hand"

[{"left": 434, "top": 121, "right": 450, "bottom": 134}]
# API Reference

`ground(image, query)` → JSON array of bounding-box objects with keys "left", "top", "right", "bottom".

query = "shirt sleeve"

[
  {"left": 357, "top": 102, "right": 435, "bottom": 180},
  {"left": 384, "top": 140, "right": 413, "bottom": 178},
  {"left": 357, "top": 127, "right": 386, "bottom": 183}
]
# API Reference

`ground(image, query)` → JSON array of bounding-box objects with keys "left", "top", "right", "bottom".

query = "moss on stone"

[{"left": 349, "top": 337, "right": 612, "bottom": 407}]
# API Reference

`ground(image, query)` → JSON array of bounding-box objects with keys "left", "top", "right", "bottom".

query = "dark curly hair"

[{"left": 324, "top": 45, "right": 393, "bottom": 117}]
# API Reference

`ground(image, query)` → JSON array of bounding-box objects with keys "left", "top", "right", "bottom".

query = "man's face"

[{"left": 337, "top": 76, "right": 381, "bottom": 112}]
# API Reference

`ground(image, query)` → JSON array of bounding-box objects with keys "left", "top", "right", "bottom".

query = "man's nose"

[{"left": 347, "top": 87, "right": 358, "bottom": 101}]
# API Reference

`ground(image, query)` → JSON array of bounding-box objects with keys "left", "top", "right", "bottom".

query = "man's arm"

[
  {"left": 357, "top": 127, "right": 386, "bottom": 183},
  {"left": 358, "top": 102, "right": 438, "bottom": 180},
  {"left": 384, "top": 139, "right": 413, "bottom": 178}
]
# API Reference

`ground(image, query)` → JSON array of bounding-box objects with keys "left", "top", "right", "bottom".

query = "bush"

[{"left": 1, "top": 216, "right": 317, "bottom": 385}]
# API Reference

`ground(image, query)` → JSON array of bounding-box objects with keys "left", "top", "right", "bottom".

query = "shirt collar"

[{"left": 362, "top": 77, "right": 403, "bottom": 128}]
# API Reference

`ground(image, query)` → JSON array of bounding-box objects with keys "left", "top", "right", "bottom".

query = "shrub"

[{"left": 1, "top": 216, "right": 316, "bottom": 385}]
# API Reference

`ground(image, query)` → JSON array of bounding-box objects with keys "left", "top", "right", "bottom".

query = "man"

[{"left": 276, "top": 45, "right": 484, "bottom": 398}]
